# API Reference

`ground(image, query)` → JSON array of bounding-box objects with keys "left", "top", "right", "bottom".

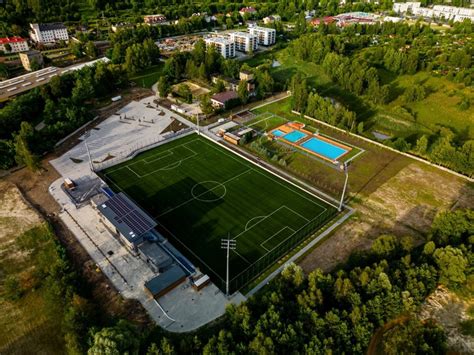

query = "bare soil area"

[
  {"left": 419, "top": 286, "right": 474, "bottom": 353},
  {"left": 299, "top": 162, "right": 474, "bottom": 273}
]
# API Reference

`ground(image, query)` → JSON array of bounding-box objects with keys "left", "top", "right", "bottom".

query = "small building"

[
  {"left": 310, "top": 17, "right": 336, "bottom": 26},
  {"left": 111, "top": 22, "right": 134, "bottom": 33},
  {"left": 144, "top": 265, "right": 187, "bottom": 298},
  {"left": 239, "top": 70, "right": 254, "bottom": 82},
  {"left": 192, "top": 274, "right": 211, "bottom": 291},
  {"left": 205, "top": 36, "right": 235, "bottom": 59},
  {"left": 263, "top": 15, "right": 281, "bottom": 24},
  {"left": 210, "top": 91, "right": 239, "bottom": 109},
  {"left": 229, "top": 32, "right": 258, "bottom": 53},
  {"left": 144, "top": 14, "right": 168, "bottom": 25},
  {"left": 0, "top": 37, "right": 29, "bottom": 53},
  {"left": 224, "top": 132, "right": 241, "bottom": 145},
  {"left": 97, "top": 192, "right": 157, "bottom": 254},
  {"left": 211, "top": 75, "right": 239, "bottom": 91},
  {"left": 239, "top": 7, "right": 257, "bottom": 17},
  {"left": 248, "top": 26, "right": 276, "bottom": 46},
  {"left": 29, "top": 23, "right": 69, "bottom": 44},
  {"left": 19, "top": 50, "right": 44, "bottom": 71},
  {"left": 138, "top": 241, "right": 173, "bottom": 273}
]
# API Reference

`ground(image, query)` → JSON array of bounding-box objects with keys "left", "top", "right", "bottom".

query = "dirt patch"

[
  {"left": 419, "top": 286, "right": 474, "bottom": 353},
  {"left": 0, "top": 181, "right": 43, "bottom": 241},
  {"left": 299, "top": 162, "right": 474, "bottom": 273},
  {"left": 161, "top": 118, "right": 188, "bottom": 134}
]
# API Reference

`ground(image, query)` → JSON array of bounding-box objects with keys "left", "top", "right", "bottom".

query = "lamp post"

[
  {"left": 221, "top": 237, "right": 236, "bottom": 297},
  {"left": 338, "top": 162, "right": 349, "bottom": 212}
]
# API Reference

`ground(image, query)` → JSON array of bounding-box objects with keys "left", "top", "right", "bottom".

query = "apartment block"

[
  {"left": 205, "top": 37, "right": 235, "bottom": 58},
  {"left": 248, "top": 26, "right": 276, "bottom": 46},
  {"left": 229, "top": 32, "right": 258, "bottom": 53}
]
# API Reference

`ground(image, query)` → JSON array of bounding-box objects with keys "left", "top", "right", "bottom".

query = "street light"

[
  {"left": 338, "top": 161, "right": 349, "bottom": 212},
  {"left": 221, "top": 237, "right": 236, "bottom": 297}
]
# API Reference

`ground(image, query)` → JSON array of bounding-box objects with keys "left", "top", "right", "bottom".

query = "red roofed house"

[
  {"left": 239, "top": 7, "right": 257, "bottom": 16},
  {"left": 310, "top": 17, "right": 336, "bottom": 26},
  {"left": 0, "top": 37, "right": 29, "bottom": 54},
  {"left": 211, "top": 91, "right": 239, "bottom": 109}
]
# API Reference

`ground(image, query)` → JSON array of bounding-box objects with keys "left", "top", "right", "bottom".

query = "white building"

[
  {"left": 0, "top": 37, "right": 29, "bottom": 53},
  {"left": 393, "top": 2, "right": 474, "bottom": 22},
  {"left": 229, "top": 32, "right": 258, "bottom": 52},
  {"left": 205, "top": 37, "right": 235, "bottom": 58},
  {"left": 30, "top": 23, "right": 69, "bottom": 44},
  {"left": 248, "top": 26, "right": 276, "bottom": 46}
]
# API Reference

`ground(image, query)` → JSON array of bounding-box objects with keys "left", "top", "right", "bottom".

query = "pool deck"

[{"left": 269, "top": 122, "right": 352, "bottom": 162}]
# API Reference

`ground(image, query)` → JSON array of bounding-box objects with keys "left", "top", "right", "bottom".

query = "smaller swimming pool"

[
  {"left": 300, "top": 137, "right": 348, "bottom": 161},
  {"left": 272, "top": 129, "right": 285, "bottom": 137},
  {"left": 283, "top": 130, "right": 307, "bottom": 143}
]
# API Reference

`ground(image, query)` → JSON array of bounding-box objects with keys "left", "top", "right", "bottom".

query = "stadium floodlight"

[
  {"left": 221, "top": 237, "right": 236, "bottom": 297},
  {"left": 338, "top": 161, "right": 349, "bottom": 212}
]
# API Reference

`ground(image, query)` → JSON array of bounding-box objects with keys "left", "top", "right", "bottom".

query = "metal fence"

[{"left": 226, "top": 207, "right": 338, "bottom": 293}]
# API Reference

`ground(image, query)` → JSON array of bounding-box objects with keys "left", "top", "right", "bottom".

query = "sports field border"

[{"left": 101, "top": 131, "right": 343, "bottom": 293}]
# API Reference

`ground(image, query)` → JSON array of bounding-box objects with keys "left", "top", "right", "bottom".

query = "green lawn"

[
  {"left": 102, "top": 134, "right": 335, "bottom": 292},
  {"left": 129, "top": 64, "right": 164, "bottom": 88},
  {"left": 370, "top": 72, "right": 474, "bottom": 141}
]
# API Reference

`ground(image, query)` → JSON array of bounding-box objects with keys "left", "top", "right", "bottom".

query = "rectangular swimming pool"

[
  {"left": 283, "top": 130, "right": 307, "bottom": 143},
  {"left": 300, "top": 137, "right": 348, "bottom": 161},
  {"left": 272, "top": 129, "right": 285, "bottom": 137}
]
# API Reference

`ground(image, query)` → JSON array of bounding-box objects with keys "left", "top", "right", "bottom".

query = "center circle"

[{"left": 191, "top": 181, "right": 227, "bottom": 202}]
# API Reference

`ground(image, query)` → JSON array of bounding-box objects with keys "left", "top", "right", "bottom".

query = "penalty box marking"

[{"left": 260, "top": 226, "right": 296, "bottom": 252}]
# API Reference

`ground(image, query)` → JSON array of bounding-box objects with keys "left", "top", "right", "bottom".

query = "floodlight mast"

[
  {"left": 338, "top": 162, "right": 349, "bottom": 211},
  {"left": 221, "top": 237, "right": 236, "bottom": 297}
]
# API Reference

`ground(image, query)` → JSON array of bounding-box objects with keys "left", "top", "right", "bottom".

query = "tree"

[
  {"left": 85, "top": 41, "right": 98, "bottom": 59},
  {"left": 14, "top": 122, "right": 40, "bottom": 171},
  {"left": 415, "top": 135, "right": 429, "bottom": 154},
  {"left": 433, "top": 246, "right": 468, "bottom": 286},
  {"left": 214, "top": 79, "right": 226, "bottom": 93},
  {"left": 88, "top": 320, "right": 139, "bottom": 355},
  {"left": 158, "top": 76, "right": 171, "bottom": 98},
  {"left": 199, "top": 94, "right": 214, "bottom": 115},
  {"left": 238, "top": 80, "right": 249, "bottom": 104},
  {"left": 176, "top": 84, "right": 192, "bottom": 103}
]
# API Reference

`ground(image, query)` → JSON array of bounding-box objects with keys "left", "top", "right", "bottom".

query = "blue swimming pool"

[
  {"left": 272, "top": 129, "right": 285, "bottom": 137},
  {"left": 283, "top": 130, "right": 307, "bottom": 143},
  {"left": 300, "top": 137, "right": 348, "bottom": 160}
]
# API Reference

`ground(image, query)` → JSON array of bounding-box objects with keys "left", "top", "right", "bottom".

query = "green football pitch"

[{"left": 102, "top": 134, "right": 336, "bottom": 292}]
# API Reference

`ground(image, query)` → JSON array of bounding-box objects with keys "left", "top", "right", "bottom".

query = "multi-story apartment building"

[
  {"left": 205, "top": 37, "right": 235, "bottom": 58},
  {"left": 248, "top": 26, "right": 276, "bottom": 46},
  {"left": 29, "top": 23, "right": 69, "bottom": 44},
  {"left": 393, "top": 2, "right": 474, "bottom": 22},
  {"left": 0, "top": 37, "right": 29, "bottom": 53},
  {"left": 228, "top": 32, "right": 258, "bottom": 53}
]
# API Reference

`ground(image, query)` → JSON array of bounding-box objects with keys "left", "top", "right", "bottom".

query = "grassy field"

[
  {"left": 0, "top": 182, "right": 65, "bottom": 353},
  {"left": 129, "top": 64, "right": 164, "bottom": 88},
  {"left": 370, "top": 71, "right": 474, "bottom": 141},
  {"left": 102, "top": 134, "right": 336, "bottom": 291}
]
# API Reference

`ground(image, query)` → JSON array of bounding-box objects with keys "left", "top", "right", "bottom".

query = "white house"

[
  {"left": 30, "top": 23, "right": 69, "bottom": 44},
  {"left": 0, "top": 37, "right": 29, "bottom": 53}
]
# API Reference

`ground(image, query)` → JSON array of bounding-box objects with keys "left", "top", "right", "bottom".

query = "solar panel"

[{"left": 104, "top": 193, "right": 157, "bottom": 237}]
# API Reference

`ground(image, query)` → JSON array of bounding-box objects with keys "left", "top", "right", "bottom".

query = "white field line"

[
  {"left": 157, "top": 169, "right": 252, "bottom": 218},
  {"left": 233, "top": 206, "right": 287, "bottom": 241},
  {"left": 232, "top": 249, "right": 251, "bottom": 265},
  {"left": 198, "top": 136, "right": 330, "bottom": 211},
  {"left": 260, "top": 226, "right": 295, "bottom": 251},
  {"left": 157, "top": 221, "right": 225, "bottom": 283}
]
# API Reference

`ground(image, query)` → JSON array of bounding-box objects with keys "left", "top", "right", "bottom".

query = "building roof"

[
  {"left": 97, "top": 192, "right": 157, "bottom": 244},
  {"left": 211, "top": 90, "right": 239, "bottom": 104},
  {"left": 138, "top": 241, "right": 173, "bottom": 268},
  {"left": 33, "top": 23, "right": 67, "bottom": 31},
  {"left": 231, "top": 31, "right": 257, "bottom": 38},
  {"left": 144, "top": 265, "right": 186, "bottom": 296},
  {"left": 0, "top": 37, "right": 27, "bottom": 44},
  {"left": 240, "top": 7, "right": 256, "bottom": 13},
  {"left": 205, "top": 36, "right": 233, "bottom": 45}
]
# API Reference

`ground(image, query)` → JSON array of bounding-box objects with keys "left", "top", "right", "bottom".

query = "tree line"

[
  {"left": 0, "top": 62, "right": 128, "bottom": 170},
  {"left": 84, "top": 208, "right": 472, "bottom": 354}
]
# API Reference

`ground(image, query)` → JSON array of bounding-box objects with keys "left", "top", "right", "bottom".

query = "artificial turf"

[{"left": 102, "top": 134, "right": 336, "bottom": 291}]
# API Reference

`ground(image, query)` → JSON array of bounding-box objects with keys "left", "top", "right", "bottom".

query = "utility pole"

[
  {"left": 84, "top": 130, "right": 93, "bottom": 172},
  {"left": 338, "top": 162, "right": 349, "bottom": 211},
  {"left": 221, "top": 237, "right": 236, "bottom": 297}
]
